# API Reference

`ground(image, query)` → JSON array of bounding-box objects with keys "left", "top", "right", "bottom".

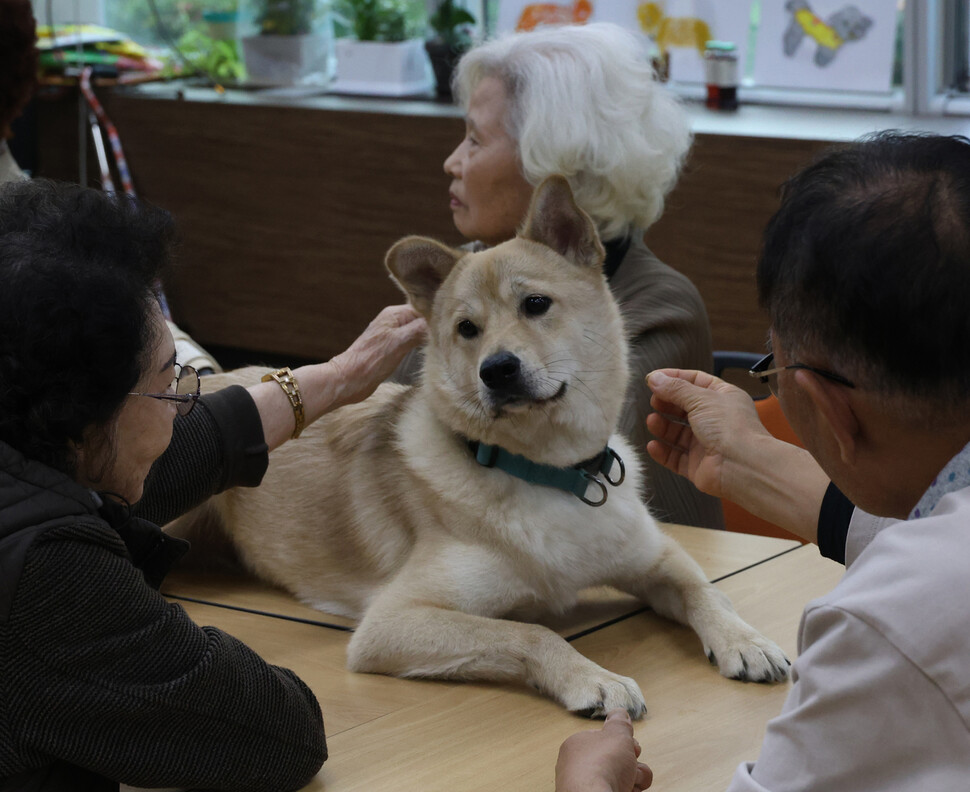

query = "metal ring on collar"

[
  {"left": 579, "top": 472, "right": 609, "bottom": 507},
  {"left": 603, "top": 447, "right": 626, "bottom": 487}
]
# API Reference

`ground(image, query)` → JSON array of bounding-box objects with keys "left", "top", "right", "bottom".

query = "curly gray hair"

[{"left": 454, "top": 22, "right": 693, "bottom": 239}]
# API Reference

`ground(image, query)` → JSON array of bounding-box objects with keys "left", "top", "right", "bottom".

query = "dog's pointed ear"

[
  {"left": 385, "top": 236, "right": 463, "bottom": 318},
  {"left": 520, "top": 176, "right": 604, "bottom": 270}
]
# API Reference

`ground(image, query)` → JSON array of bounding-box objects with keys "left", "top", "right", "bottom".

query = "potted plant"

[
  {"left": 254, "top": 0, "right": 316, "bottom": 34},
  {"left": 164, "top": 0, "right": 247, "bottom": 85},
  {"left": 242, "top": 0, "right": 333, "bottom": 86},
  {"left": 179, "top": 26, "right": 248, "bottom": 84},
  {"left": 425, "top": 0, "right": 475, "bottom": 100},
  {"left": 331, "top": 0, "right": 433, "bottom": 96}
]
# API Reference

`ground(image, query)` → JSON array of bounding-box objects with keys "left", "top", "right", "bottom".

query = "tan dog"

[
  {"left": 639, "top": 2, "right": 714, "bottom": 56},
  {"left": 170, "top": 177, "right": 788, "bottom": 717}
]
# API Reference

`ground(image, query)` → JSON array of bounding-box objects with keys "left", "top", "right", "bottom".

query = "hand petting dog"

[
  {"left": 322, "top": 304, "right": 427, "bottom": 410},
  {"left": 253, "top": 304, "right": 427, "bottom": 451}
]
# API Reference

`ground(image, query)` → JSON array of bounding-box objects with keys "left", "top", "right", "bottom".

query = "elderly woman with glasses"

[{"left": 0, "top": 179, "right": 425, "bottom": 791}]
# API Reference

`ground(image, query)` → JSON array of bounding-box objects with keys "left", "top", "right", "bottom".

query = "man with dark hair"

[
  {"left": 654, "top": 130, "right": 970, "bottom": 789},
  {"left": 758, "top": 131, "right": 970, "bottom": 422},
  {"left": 558, "top": 131, "right": 970, "bottom": 791}
]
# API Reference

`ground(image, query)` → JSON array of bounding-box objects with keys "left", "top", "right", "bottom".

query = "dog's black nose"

[{"left": 480, "top": 351, "right": 522, "bottom": 392}]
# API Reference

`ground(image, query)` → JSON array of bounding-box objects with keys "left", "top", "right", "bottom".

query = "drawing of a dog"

[
  {"left": 169, "top": 177, "right": 789, "bottom": 717},
  {"left": 784, "top": 0, "right": 873, "bottom": 67},
  {"left": 638, "top": 2, "right": 713, "bottom": 57}
]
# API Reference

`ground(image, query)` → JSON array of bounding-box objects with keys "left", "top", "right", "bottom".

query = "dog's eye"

[
  {"left": 457, "top": 320, "right": 478, "bottom": 339},
  {"left": 523, "top": 295, "right": 552, "bottom": 317}
]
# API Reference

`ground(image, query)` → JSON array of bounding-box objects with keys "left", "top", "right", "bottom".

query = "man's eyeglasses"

[
  {"left": 748, "top": 352, "right": 855, "bottom": 397},
  {"left": 129, "top": 363, "right": 201, "bottom": 417}
]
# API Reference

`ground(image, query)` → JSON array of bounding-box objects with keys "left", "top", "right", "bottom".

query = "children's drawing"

[
  {"left": 638, "top": 1, "right": 712, "bottom": 56},
  {"left": 494, "top": 0, "right": 751, "bottom": 85},
  {"left": 515, "top": 0, "right": 593, "bottom": 31},
  {"left": 754, "top": 0, "right": 895, "bottom": 92},
  {"left": 633, "top": 1, "right": 750, "bottom": 84},
  {"left": 783, "top": 0, "right": 873, "bottom": 66}
]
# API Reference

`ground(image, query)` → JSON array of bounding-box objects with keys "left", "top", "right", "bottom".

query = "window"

[
  {"left": 50, "top": 0, "right": 970, "bottom": 118},
  {"left": 663, "top": 1, "right": 907, "bottom": 113},
  {"left": 915, "top": 0, "right": 970, "bottom": 114},
  {"left": 32, "top": 0, "right": 104, "bottom": 27},
  {"left": 477, "top": 0, "right": 970, "bottom": 118}
]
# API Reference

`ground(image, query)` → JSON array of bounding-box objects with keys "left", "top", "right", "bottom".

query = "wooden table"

[
  {"left": 162, "top": 529, "right": 843, "bottom": 792},
  {"left": 160, "top": 524, "right": 799, "bottom": 634}
]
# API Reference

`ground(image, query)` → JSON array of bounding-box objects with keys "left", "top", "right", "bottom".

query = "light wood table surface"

[
  {"left": 165, "top": 530, "right": 843, "bottom": 792},
  {"left": 162, "top": 524, "right": 800, "bottom": 636}
]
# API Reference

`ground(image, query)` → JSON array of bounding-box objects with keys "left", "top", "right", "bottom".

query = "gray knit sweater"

[{"left": 0, "top": 386, "right": 327, "bottom": 791}]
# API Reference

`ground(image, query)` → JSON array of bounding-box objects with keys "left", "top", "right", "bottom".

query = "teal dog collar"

[{"left": 467, "top": 440, "right": 625, "bottom": 506}]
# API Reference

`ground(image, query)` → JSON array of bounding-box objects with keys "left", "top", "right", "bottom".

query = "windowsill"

[
  {"left": 685, "top": 102, "right": 970, "bottom": 142},
  {"left": 116, "top": 79, "right": 463, "bottom": 119},
  {"left": 117, "top": 79, "right": 970, "bottom": 143}
]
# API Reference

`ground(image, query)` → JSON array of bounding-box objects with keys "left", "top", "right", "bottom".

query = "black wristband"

[{"left": 818, "top": 482, "right": 853, "bottom": 565}]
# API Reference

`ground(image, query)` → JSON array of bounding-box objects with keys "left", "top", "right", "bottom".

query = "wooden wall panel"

[
  {"left": 35, "top": 91, "right": 832, "bottom": 362},
  {"left": 99, "top": 95, "right": 465, "bottom": 361},
  {"left": 647, "top": 134, "right": 831, "bottom": 354}
]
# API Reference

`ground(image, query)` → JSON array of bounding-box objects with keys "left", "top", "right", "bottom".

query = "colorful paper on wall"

[
  {"left": 495, "top": 0, "right": 596, "bottom": 32},
  {"left": 494, "top": 1, "right": 753, "bottom": 84},
  {"left": 653, "top": 0, "right": 753, "bottom": 84},
  {"left": 753, "top": 0, "right": 897, "bottom": 92}
]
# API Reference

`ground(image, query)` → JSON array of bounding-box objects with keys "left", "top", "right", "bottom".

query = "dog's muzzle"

[
  {"left": 479, "top": 351, "right": 566, "bottom": 408},
  {"left": 480, "top": 351, "right": 524, "bottom": 394}
]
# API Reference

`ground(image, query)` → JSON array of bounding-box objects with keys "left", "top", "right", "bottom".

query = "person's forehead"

[{"left": 467, "top": 77, "right": 510, "bottom": 130}]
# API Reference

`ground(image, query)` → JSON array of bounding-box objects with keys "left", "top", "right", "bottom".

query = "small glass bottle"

[{"left": 703, "top": 40, "right": 739, "bottom": 111}]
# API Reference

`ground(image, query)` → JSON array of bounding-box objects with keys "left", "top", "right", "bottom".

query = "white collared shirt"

[{"left": 727, "top": 443, "right": 970, "bottom": 791}]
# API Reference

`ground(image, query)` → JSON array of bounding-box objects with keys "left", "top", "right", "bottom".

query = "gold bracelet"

[{"left": 261, "top": 366, "right": 305, "bottom": 439}]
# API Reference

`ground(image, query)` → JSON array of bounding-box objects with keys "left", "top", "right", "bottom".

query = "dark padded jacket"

[{"left": 0, "top": 386, "right": 327, "bottom": 791}]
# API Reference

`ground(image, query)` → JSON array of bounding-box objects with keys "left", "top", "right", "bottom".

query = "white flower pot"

[
  {"left": 242, "top": 32, "right": 332, "bottom": 86},
  {"left": 332, "top": 38, "right": 433, "bottom": 97}
]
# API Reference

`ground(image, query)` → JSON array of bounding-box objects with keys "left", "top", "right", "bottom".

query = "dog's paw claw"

[
  {"left": 710, "top": 634, "right": 790, "bottom": 684},
  {"left": 563, "top": 671, "right": 646, "bottom": 720}
]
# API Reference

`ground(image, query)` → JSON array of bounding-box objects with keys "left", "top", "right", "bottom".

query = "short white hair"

[{"left": 454, "top": 22, "right": 693, "bottom": 238}]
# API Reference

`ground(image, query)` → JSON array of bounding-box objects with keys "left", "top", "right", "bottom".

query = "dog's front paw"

[
  {"left": 561, "top": 670, "right": 647, "bottom": 720},
  {"left": 705, "top": 629, "right": 790, "bottom": 684}
]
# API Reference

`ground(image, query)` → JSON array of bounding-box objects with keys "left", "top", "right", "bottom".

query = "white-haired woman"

[{"left": 402, "top": 22, "right": 721, "bottom": 528}]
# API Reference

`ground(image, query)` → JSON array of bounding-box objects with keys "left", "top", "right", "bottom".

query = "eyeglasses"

[
  {"left": 129, "top": 363, "right": 201, "bottom": 417},
  {"left": 748, "top": 352, "right": 855, "bottom": 397}
]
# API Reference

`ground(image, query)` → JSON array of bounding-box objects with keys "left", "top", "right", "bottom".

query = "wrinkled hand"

[
  {"left": 644, "top": 368, "right": 768, "bottom": 499},
  {"left": 555, "top": 710, "right": 653, "bottom": 792},
  {"left": 327, "top": 304, "right": 427, "bottom": 408}
]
